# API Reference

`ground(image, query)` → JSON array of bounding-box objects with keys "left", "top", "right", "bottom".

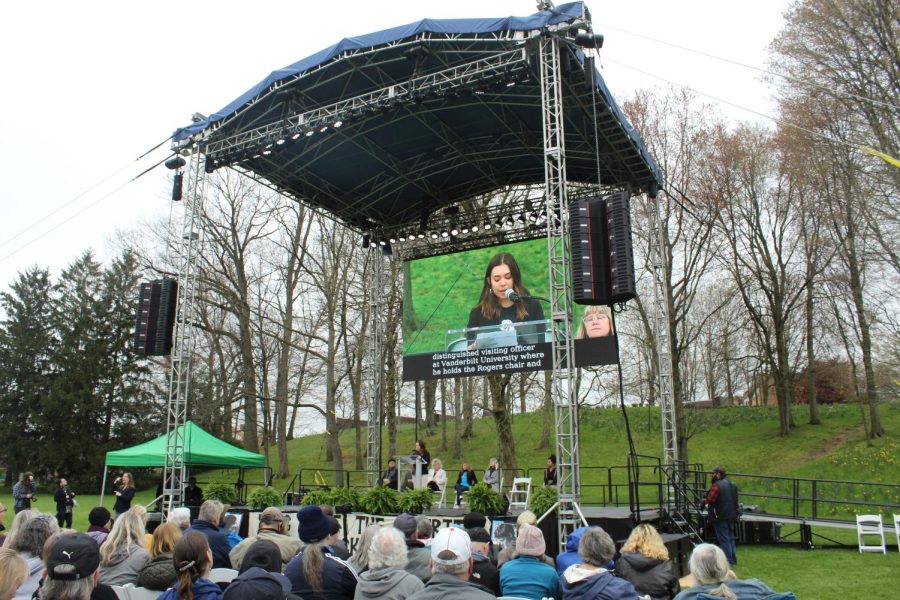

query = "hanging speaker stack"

[
  {"left": 568, "top": 191, "right": 636, "bottom": 305},
  {"left": 132, "top": 278, "right": 178, "bottom": 355}
]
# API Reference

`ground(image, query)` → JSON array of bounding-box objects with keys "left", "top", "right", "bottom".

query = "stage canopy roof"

[
  {"left": 104, "top": 421, "right": 265, "bottom": 468},
  {"left": 173, "top": 1, "right": 661, "bottom": 231}
]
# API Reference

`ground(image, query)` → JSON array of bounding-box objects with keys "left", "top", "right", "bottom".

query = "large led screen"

[{"left": 402, "top": 238, "right": 617, "bottom": 381}]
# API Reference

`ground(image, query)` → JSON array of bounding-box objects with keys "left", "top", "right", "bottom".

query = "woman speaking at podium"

[{"left": 466, "top": 252, "right": 545, "bottom": 348}]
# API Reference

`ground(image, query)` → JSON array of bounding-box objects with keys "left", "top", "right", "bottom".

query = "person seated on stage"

[
  {"left": 560, "top": 526, "right": 639, "bottom": 600},
  {"left": 615, "top": 524, "right": 680, "bottom": 600},
  {"left": 381, "top": 459, "right": 399, "bottom": 489},
  {"left": 673, "top": 544, "right": 779, "bottom": 600},
  {"left": 425, "top": 459, "right": 447, "bottom": 494},
  {"left": 184, "top": 477, "right": 204, "bottom": 507},
  {"left": 402, "top": 464, "right": 416, "bottom": 491},
  {"left": 392, "top": 513, "right": 431, "bottom": 583},
  {"left": 355, "top": 526, "right": 425, "bottom": 600},
  {"left": 453, "top": 463, "right": 478, "bottom": 508},
  {"left": 575, "top": 305, "right": 615, "bottom": 339},
  {"left": 499, "top": 523, "right": 560, "bottom": 600},
  {"left": 544, "top": 454, "right": 558, "bottom": 486},
  {"left": 483, "top": 458, "right": 501, "bottom": 493}
]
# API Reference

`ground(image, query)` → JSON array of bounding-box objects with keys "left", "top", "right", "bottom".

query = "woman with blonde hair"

[
  {"left": 575, "top": 305, "right": 614, "bottom": 339},
  {"left": 137, "top": 522, "right": 183, "bottom": 590},
  {"left": 0, "top": 547, "right": 27, "bottom": 600},
  {"left": 98, "top": 511, "right": 149, "bottom": 586},
  {"left": 158, "top": 531, "right": 222, "bottom": 600},
  {"left": 424, "top": 459, "right": 447, "bottom": 494},
  {"left": 1, "top": 509, "right": 36, "bottom": 550},
  {"left": 615, "top": 524, "right": 680, "bottom": 600},
  {"left": 6, "top": 513, "right": 57, "bottom": 599}
]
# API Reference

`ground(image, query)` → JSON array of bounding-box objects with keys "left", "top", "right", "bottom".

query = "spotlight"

[
  {"left": 417, "top": 232, "right": 425, "bottom": 239},
  {"left": 483, "top": 221, "right": 492, "bottom": 230},
  {"left": 276, "top": 138, "right": 286, "bottom": 145},
  {"left": 461, "top": 226, "right": 470, "bottom": 234},
  {"left": 471, "top": 224, "right": 479, "bottom": 232},
  {"left": 430, "top": 232, "right": 439, "bottom": 239},
  {"left": 333, "top": 119, "right": 344, "bottom": 128},
  {"left": 389, "top": 236, "right": 397, "bottom": 244},
  {"left": 450, "top": 226, "right": 459, "bottom": 236},
  {"left": 291, "top": 132, "right": 302, "bottom": 140},
  {"left": 379, "top": 239, "right": 386, "bottom": 246},
  {"left": 574, "top": 32, "right": 604, "bottom": 49},
  {"left": 305, "top": 130, "right": 314, "bottom": 137},
  {"left": 319, "top": 125, "right": 328, "bottom": 133},
  {"left": 440, "top": 230, "right": 449, "bottom": 238}
]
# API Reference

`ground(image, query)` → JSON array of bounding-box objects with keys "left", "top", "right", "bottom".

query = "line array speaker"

[
  {"left": 568, "top": 192, "right": 636, "bottom": 305},
  {"left": 132, "top": 278, "right": 178, "bottom": 356}
]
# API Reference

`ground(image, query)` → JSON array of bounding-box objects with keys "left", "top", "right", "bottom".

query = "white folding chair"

[
  {"left": 121, "top": 584, "right": 162, "bottom": 600},
  {"left": 856, "top": 514, "right": 886, "bottom": 553},
  {"left": 508, "top": 477, "right": 532, "bottom": 510},
  {"left": 109, "top": 585, "right": 130, "bottom": 600},
  {"left": 209, "top": 567, "right": 239, "bottom": 583},
  {"left": 894, "top": 514, "right": 900, "bottom": 553},
  {"left": 436, "top": 482, "right": 449, "bottom": 508}
]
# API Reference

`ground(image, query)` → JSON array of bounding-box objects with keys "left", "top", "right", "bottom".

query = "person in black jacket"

[
  {"left": 614, "top": 524, "right": 680, "bottom": 600},
  {"left": 454, "top": 463, "right": 478, "bottom": 507},
  {"left": 184, "top": 477, "right": 204, "bottom": 506},
  {"left": 54, "top": 478, "right": 76, "bottom": 528},
  {"left": 381, "top": 459, "right": 399, "bottom": 489},
  {"left": 703, "top": 466, "right": 739, "bottom": 565},
  {"left": 466, "top": 252, "right": 545, "bottom": 348},
  {"left": 112, "top": 472, "right": 136, "bottom": 518}
]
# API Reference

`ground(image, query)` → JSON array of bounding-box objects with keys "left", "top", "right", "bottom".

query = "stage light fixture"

[
  {"left": 574, "top": 32, "right": 604, "bottom": 48},
  {"left": 276, "top": 138, "right": 286, "bottom": 145},
  {"left": 319, "top": 125, "right": 328, "bottom": 133},
  {"left": 417, "top": 232, "right": 425, "bottom": 239},
  {"left": 461, "top": 226, "right": 470, "bottom": 234},
  {"left": 389, "top": 236, "right": 397, "bottom": 244},
  {"left": 483, "top": 221, "right": 492, "bottom": 230},
  {"left": 262, "top": 149, "right": 272, "bottom": 156},
  {"left": 305, "top": 130, "right": 315, "bottom": 137},
  {"left": 450, "top": 226, "right": 459, "bottom": 236},
  {"left": 430, "top": 232, "right": 439, "bottom": 240},
  {"left": 333, "top": 119, "right": 344, "bottom": 128},
  {"left": 291, "top": 132, "right": 302, "bottom": 140},
  {"left": 440, "top": 230, "right": 449, "bottom": 238}
]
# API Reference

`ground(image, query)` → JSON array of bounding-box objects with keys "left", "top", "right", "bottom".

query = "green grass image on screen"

[{"left": 403, "top": 239, "right": 558, "bottom": 355}]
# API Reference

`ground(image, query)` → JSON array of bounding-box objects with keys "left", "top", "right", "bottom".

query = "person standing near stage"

[
  {"left": 112, "top": 472, "right": 136, "bottom": 518},
  {"left": 12, "top": 472, "right": 36, "bottom": 514},
  {"left": 54, "top": 478, "right": 76, "bottom": 528},
  {"left": 703, "top": 466, "right": 739, "bottom": 566}
]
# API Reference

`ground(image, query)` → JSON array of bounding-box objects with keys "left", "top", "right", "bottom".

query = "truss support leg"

[
  {"left": 366, "top": 247, "right": 385, "bottom": 486},
  {"left": 649, "top": 193, "right": 679, "bottom": 508},
  {"left": 540, "top": 35, "right": 580, "bottom": 548},
  {"left": 163, "top": 148, "right": 206, "bottom": 515}
]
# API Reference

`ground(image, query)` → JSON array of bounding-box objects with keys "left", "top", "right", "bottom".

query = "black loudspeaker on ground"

[
  {"left": 132, "top": 278, "right": 178, "bottom": 355},
  {"left": 569, "top": 191, "right": 636, "bottom": 305}
]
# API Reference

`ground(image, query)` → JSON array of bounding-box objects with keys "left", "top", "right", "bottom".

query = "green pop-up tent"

[{"left": 101, "top": 421, "right": 265, "bottom": 503}]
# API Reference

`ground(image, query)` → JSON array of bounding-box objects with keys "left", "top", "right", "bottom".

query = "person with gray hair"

[
  {"left": 560, "top": 526, "right": 639, "bottom": 600},
  {"left": 415, "top": 516, "right": 433, "bottom": 544},
  {"left": 354, "top": 527, "right": 424, "bottom": 600},
  {"left": 673, "top": 544, "right": 778, "bottom": 600},
  {"left": 349, "top": 524, "right": 382, "bottom": 574},
  {"left": 168, "top": 507, "right": 192, "bottom": 529},
  {"left": 405, "top": 527, "right": 494, "bottom": 600},
  {"left": 39, "top": 532, "right": 118, "bottom": 600},
  {"left": 7, "top": 514, "right": 57, "bottom": 599},
  {"left": 184, "top": 499, "right": 232, "bottom": 568}
]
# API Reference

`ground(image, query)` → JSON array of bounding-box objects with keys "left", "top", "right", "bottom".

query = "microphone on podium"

[{"left": 504, "top": 288, "right": 521, "bottom": 302}]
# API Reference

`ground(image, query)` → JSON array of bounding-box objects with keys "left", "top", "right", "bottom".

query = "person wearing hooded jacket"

[
  {"left": 555, "top": 526, "right": 587, "bottom": 575},
  {"left": 355, "top": 527, "right": 424, "bottom": 600},
  {"left": 499, "top": 523, "right": 560, "bottom": 600},
  {"left": 560, "top": 526, "right": 639, "bottom": 600},
  {"left": 614, "top": 524, "right": 680, "bottom": 600}
]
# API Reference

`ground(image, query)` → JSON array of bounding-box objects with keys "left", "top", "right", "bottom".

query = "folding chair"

[
  {"left": 856, "top": 514, "right": 886, "bottom": 553},
  {"left": 508, "top": 477, "right": 532, "bottom": 511},
  {"left": 209, "top": 567, "right": 239, "bottom": 583},
  {"left": 894, "top": 514, "right": 900, "bottom": 553},
  {"left": 121, "top": 584, "right": 162, "bottom": 600},
  {"left": 436, "top": 482, "right": 449, "bottom": 508}
]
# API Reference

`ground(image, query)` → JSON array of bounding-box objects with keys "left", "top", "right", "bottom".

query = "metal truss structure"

[
  {"left": 650, "top": 193, "right": 678, "bottom": 467},
  {"left": 366, "top": 246, "right": 386, "bottom": 484},
  {"left": 162, "top": 149, "right": 206, "bottom": 514},
  {"left": 539, "top": 33, "right": 582, "bottom": 545}
]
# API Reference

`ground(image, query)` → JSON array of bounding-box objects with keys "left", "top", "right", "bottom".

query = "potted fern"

[
  {"left": 361, "top": 485, "right": 400, "bottom": 514},
  {"left": 397, "top": 488, "right": 435, "bottom": 515},
  {"left": 464, "top": 483, "right": 506, "bottom": 516}
]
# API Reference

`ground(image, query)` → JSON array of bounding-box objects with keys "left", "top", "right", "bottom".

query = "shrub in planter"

[
  {"left": 204, "top": 483, "right": 239, "bottom": 505},
  {"left": 300, "top": 489, "right": 332, "bottom": 507},
  {"left": 529, "top": 485, "right": 557, "bottom": 517},
  {"left": 397, "top": 488, "right": 434, "bottom": 515},
  {"left": 246, "top": 486, "right": 283, "bottom": 510},
  {"left": 360, "top": 485, "right": 400, "bottom": 515},
  {"left": 327, "top": 487, "right": 362, "bottom": 513},
  {"left": 464, "top": 483, "right": 505, "bottom": 515}
]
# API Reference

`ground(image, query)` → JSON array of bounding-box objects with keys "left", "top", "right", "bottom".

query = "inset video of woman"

[
  {"left": 575, "top": 304, "right": 615, "bottom": 339},
  {"left": 466, "top": 252, "right": 545, "bottom": 348}
]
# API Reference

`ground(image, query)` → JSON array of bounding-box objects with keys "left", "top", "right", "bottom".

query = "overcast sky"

[{"left": 0, "top": 0, "right": 790, "bottom": 292}]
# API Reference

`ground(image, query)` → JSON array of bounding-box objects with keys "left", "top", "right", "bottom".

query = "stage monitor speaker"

[
  {"left": 569, "top": 197, "right": 609, "bottom": 305},
  {"left": 132, "top": 282, "right": 161, "bottom": 354},
  {"left": 151, "top": 278, "right": 178, "bottom": 355},
  {"left": 603, "top": 191, "right": 637, "bottom": 304}
]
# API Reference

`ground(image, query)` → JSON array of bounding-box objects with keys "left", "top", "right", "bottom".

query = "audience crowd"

[{"left": 0, "top": 473, "right": 792, "bottom": 600}]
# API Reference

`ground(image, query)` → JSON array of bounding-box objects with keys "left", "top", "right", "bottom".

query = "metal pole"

[{"left": 365, "top": 246, "right": 385, "bottom": 486}]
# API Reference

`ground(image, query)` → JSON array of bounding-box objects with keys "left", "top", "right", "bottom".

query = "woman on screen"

[
  {"left": 575, "top": 305, "right": 614, "bottom": 339},
  {"left": 467, "top": 252, "right": 545, "bottom": 347}
]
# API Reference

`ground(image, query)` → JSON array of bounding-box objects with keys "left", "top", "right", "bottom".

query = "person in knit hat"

[
  {"left": 284, "top": 505, "right": 358, "bottom": 600},
  {"left": 499, "top": 523, "right": 560, "bottom": 600}
]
